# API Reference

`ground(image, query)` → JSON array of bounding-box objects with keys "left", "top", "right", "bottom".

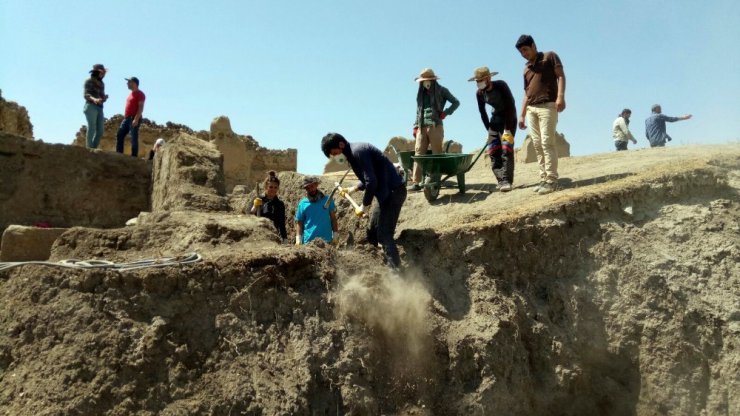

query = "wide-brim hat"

[
  {"left": 90, "top": 63, "right": 107, "bottom": 73},
  {"left": 468, "top": 66, "right": 499, "bottom": 82},
  {"left": 415, "top": 68, "right": 439, "bottom": 82},
  {"left": 302, "top": 176, "right": 320, "bottom": 188}
]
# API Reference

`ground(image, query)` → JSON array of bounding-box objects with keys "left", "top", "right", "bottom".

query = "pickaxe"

[{"left": 325, "top": 167, "right": 366, "bottom": 217}]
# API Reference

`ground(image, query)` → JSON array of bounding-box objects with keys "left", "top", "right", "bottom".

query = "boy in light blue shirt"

[{"left": 294, "top": 176, "right": 337, "bottom": 245}]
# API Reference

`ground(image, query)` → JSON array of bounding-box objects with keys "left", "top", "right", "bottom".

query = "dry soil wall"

[{"left": 0, "top": 133, "right": 150, "bottom": 234}]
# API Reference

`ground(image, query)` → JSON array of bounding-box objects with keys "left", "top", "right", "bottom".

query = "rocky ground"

[{"left": 1, "top": 143, "right": 738, "bottom": 415}]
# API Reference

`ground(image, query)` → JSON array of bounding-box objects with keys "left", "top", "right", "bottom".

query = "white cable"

[{"left": 0, "top": 253, "right": 202, "bottom": 273}]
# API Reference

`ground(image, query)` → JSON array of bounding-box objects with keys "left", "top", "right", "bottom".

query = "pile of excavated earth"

[{"left": 0, "top": 114, "right": 738, "bottom": 415}]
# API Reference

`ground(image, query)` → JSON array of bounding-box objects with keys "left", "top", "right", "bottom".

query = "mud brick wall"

[{"left": 0, "top": 133, "right": 150, "bottom": 234}]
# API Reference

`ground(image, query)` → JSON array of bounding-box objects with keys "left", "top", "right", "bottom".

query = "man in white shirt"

[{"left": 612, "top": 108, "right": 637, "bottom": 151}]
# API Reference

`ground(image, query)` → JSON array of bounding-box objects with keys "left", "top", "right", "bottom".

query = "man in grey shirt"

[{"left": 645, "top": 104, "right": 692, "bottom": 147}]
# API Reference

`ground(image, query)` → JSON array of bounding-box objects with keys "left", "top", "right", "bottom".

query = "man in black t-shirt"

[{"left": 469, "top": 66, "right": 517, "bottom": 192}]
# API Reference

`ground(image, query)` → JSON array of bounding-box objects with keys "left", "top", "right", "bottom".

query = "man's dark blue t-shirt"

[{"left": 346, "top": 142, "right": 404, "bottom": 206}]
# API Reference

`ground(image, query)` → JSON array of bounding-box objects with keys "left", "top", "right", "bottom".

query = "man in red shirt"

[{"left": 116, "top": 77, "right": 146, "bottom": 157}]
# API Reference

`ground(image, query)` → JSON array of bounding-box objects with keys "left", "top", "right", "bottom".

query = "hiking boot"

[
  {"left": 498, "top": 182, "right": 512, "bottom": 192},
  {"left": 533, "top": 181, "right": 546, "bottom": 192},
  {"left": 537, "top": 182, "right": 556, "bottom": 195},
  {"left": 407, "top": 183, "right": 422, "bottom": 191}
]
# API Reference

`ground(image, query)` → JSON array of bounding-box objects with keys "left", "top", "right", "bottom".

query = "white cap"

[{"left": 155, "top": 138, "right": 165, "bottom": 146}]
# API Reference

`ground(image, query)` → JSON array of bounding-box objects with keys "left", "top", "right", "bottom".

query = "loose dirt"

[{"left": 1, "top": 144, "right": 738, "bottom": 415}]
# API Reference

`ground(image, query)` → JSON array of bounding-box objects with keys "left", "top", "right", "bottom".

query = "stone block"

[{"left": 1, "top": 225, "right": 67, "bottom": 261}]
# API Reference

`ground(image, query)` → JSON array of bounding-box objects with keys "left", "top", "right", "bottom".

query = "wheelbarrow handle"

[
  {"left": 462, "top": 137, "right": 493, "bottom": 174},
  {"left": 389, "top": 144, "right": 401, "bottom": 160}
]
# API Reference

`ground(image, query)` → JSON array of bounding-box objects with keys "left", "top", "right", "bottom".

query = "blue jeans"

[
  {"left": 368, "top": 184, "right": 407, "bottom": 269},
  {"left": 116, "top": 116, "right": 139, "bottom": 157},
  {"left": 83, "top": 103, "right": 104, "bottom": 149}
]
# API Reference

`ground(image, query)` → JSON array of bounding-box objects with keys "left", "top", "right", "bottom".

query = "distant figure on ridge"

[
  {"left": 250, "top": 171, "right": 288, "bottom": 243},
  {"left": 469, "top": 66, "right": 517, "bottom": 192},
  {"left": 612, "top": 109, "right": 637, "bottom": 151},
  {"left": 516, "top": 34, "right": 566, "bottom": 195},
  {"left": 408, "top": 68, "right": 460, "bottom": 192},
  {"left": 645, "top": 104, "right": 692, "bottom": 148},
  {"left": 116, "top": 77, "right": 146, "bottom": 157},
  {"left": 148, "top": 138, "right": 165, "bottom": 160},
  {"left": 83, "top": 64, "right": 108, "bottom": 149}
]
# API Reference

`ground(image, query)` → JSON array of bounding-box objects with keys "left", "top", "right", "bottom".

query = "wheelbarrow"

[{"left": 391, "top": 142, "right": 488, "bottom": 202}]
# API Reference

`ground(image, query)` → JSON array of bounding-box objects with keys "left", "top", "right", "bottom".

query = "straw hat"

[
  {"left": 415, "top": 68, "right": 439, "bottom": 82},
  {"left": 468, "top": 66, "right": 499, "bottom": 82}
]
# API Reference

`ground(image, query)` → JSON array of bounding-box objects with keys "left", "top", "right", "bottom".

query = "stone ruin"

[
  {"left": 0, "top": 90, "right": 34, "bottom": 139},
  {"left": 515, "top": 132, "right": 571, "bottom": 163},
  {"left": 208, "top": 116, "right": 297, "bottom": 192},
  {"left": 73, "top": 115, "right": 297, "bottom": 192}
]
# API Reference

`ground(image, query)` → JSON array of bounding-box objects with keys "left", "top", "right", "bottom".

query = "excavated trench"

[
  {"left": 0, "top": 164, "right": 738, "bottom": 415},
  {"left": 394, "top": 166, "right": 738, "bottom": 415}
]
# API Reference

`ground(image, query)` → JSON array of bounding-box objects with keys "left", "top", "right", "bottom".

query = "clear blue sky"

[{"left": 2, "top": 0, "right": 739, "bottom": 174}]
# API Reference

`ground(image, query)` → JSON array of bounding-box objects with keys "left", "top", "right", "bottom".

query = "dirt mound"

[
  {"left": 50, "top": 210, "right": 281, "bottom": 262},
  {"left": 1, "top": 144, "right": 739, "bottom": 415}
]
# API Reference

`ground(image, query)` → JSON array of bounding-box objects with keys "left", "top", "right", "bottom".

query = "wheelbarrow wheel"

[{"left": 423, "top": 177, "right": 440, "bottom": 202}]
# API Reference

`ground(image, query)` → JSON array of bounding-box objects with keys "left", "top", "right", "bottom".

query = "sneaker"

[
  {"left": 407, "top": 183, "right": 422, "bottom": 191},
  {"left": 498, "top": 182, "right": 512, "bottom": 192},
  {"left": 533, "top": 181, "right": 545, "bottom": 192},
  {"left": 537, "top": 182, "right": 556, "bottom": 195}
]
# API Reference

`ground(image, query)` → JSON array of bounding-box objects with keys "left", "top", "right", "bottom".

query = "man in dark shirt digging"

[{"left": 321, "top": 133, "right": 406, "bottom": 270}]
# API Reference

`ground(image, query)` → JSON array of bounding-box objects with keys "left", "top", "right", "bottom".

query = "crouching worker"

[
  {"left": 250, "top": 171, "right": 288, "bottom": 243},
  {"left": 321, "top": 133, "right": 406, "bottom": 270},
  {"left": 295, "top": 176, "right": 337, "bottom": 245},
  {"left": 148, "top": 138, "right": 165, "bottom": 160}
]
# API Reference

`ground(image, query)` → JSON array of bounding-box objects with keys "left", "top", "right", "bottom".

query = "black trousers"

[
  {"left": 366, "top": 184, "right": 407, "bottom": 269},
  {"left": 487, "top": 127, "right": 515, "bottom": 184}
]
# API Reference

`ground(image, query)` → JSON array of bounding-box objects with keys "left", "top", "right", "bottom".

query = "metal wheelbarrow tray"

[
  {"left": 391, "top": 141, "right": 487, "bottom": 202},
  {"left": 411, "top": 153, "right": 478, "bottom": 201}
]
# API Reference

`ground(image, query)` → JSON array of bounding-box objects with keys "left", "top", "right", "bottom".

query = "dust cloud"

[{"left": 334, "top": 270, "right": 433, "bottom": 362}]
